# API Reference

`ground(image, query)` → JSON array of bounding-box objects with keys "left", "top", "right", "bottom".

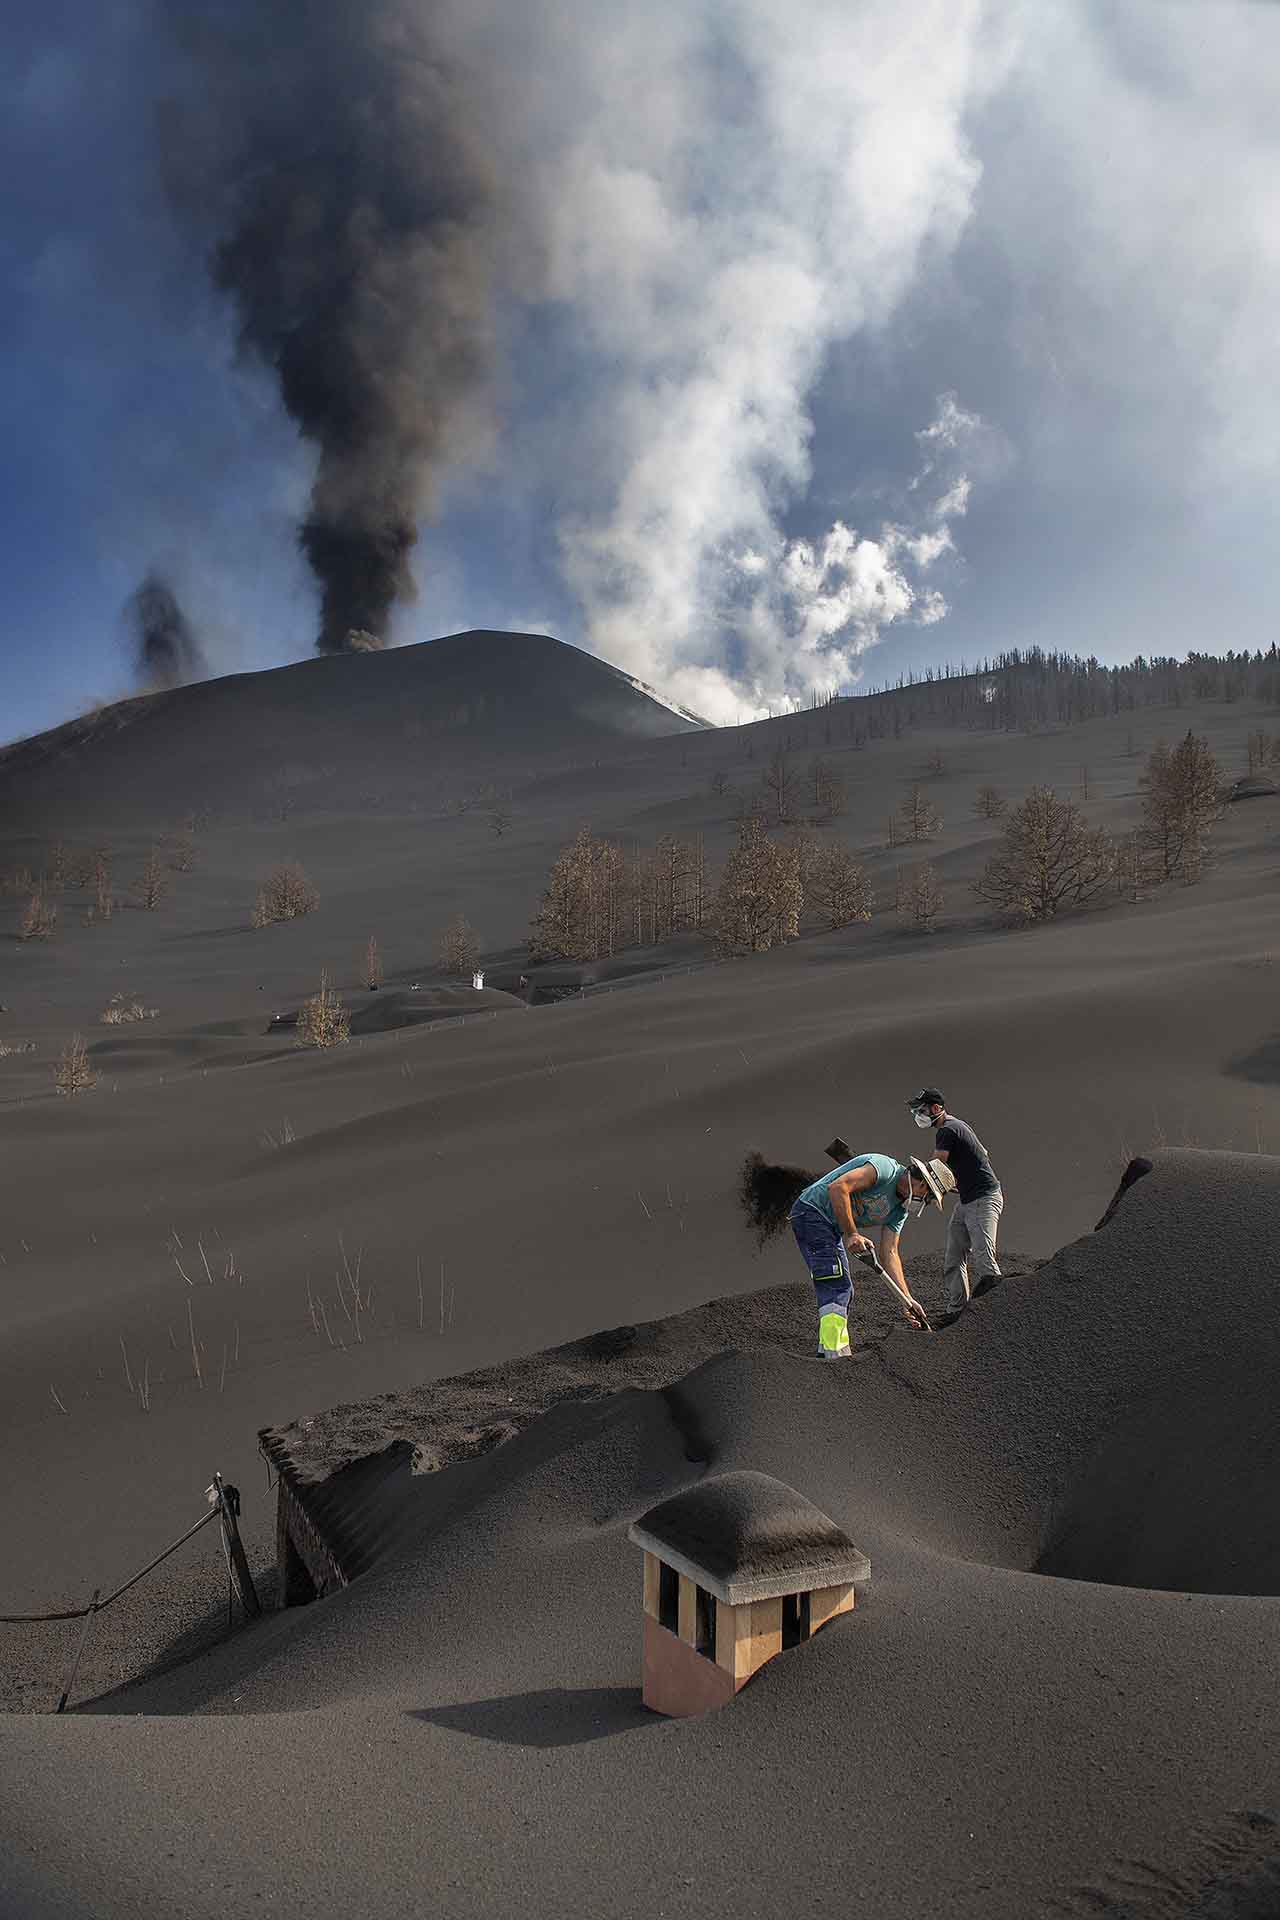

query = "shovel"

[{"left": 855, "top": 1245, "right": 931, "bottom": 1331}]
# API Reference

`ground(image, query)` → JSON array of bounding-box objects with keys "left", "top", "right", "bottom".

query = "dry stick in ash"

[
  {"left": 199, "top": 1241, "right": 214, "bottom": 1286},
  {"left": 119, "top": 1337, "right": 134, "bottom": 1395},
  {"left": 187, "top": 1299, "right": 203, "bottom": 1389},
  {"left": 50, "top": 1385, "right": 69, "bottom": 1415},
  {"left": 338, "top": 1232, "right": 361, "bottom": 1309},
  {"left": 417, "top": 1256, "right": 425, "bottom": 1330}
]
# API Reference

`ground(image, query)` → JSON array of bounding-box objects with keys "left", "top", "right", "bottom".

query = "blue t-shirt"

[{"left": 796, "top": 1154, "right": 908, "bottom": 1235}]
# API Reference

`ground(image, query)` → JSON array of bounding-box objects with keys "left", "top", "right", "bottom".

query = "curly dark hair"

[{"left": 738, "top": 1149, "right": 820, "bottom": 1247}]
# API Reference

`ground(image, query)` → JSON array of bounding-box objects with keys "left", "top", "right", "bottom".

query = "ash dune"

[{"left": 1, "top": 632, "right": 1279, "bottom": 1918}]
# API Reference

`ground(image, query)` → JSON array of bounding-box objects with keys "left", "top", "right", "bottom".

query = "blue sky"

[{"left": 4, "top": 0, "right": 1280, "bottom": 742}]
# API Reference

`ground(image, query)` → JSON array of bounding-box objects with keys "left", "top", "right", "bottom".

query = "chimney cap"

[{"left": 628, "top": 1471, "right": 870, "bottom": 1606}]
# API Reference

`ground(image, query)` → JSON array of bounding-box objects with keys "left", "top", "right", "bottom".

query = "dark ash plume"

[
  {"left": 124, "top": 573, "right": 208, "bottom": 689},
  {"left": 163, "top": 2, "right": 500, "bottom": 653}
]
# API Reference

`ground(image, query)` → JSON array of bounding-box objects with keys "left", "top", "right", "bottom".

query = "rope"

[{"left": 0, "top": 1506, "right": 220, "bottom": 1624}]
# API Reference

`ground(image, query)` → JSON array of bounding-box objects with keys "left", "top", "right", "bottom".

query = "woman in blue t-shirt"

[{"left": 790, "top": 1154, "right": 943, "bottom": 1358}]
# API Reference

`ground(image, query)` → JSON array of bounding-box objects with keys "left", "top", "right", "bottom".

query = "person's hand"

[
  {"left": 843, "top": 1231, "right": 873, "bottom": 1257},
  {"left": 903, "top": 1297, "right": 930, "bottom": 1331}
]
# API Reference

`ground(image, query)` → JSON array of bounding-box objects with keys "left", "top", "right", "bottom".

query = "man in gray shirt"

[{"left": 907, "top": 1088, "right": 1004, "bottom": 1329}]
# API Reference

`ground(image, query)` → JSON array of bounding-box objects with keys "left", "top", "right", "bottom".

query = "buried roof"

[{"left": 628, "top": 1470, "right": 871, "bottom": 1607}]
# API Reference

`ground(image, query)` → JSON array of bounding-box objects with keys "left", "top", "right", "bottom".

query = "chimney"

[{"left": 628, "top": 1470, "right": 870, "bottom": 1717}]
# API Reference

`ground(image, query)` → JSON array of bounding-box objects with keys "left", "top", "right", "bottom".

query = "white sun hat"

[{"left": 907, "top": 1157, "right": 951, "bottom": 1208}]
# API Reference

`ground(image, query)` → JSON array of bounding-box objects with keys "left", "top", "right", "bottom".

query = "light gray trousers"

[{"left": 943, "top": 1190, "right": 1004, "bottom": 1312}]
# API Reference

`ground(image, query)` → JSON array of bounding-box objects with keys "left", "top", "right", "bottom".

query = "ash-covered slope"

[
  {"left": 0, "top": 629, "right": 703, "bottom": 829},
  {"left": 109, "top": 1148, "right": 1280, "bottom": 1722},
  {"left": 6, "top": 1153, "right": 1278, "bottom": 1920}
]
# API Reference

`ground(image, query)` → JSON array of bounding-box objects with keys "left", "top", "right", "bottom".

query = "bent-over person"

[{"left": 789, "top": 1154, "right": 946, "bottom": 1358}]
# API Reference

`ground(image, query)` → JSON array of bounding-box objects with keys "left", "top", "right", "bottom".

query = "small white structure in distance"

[{"left": 472, "top": 970, "right": 485, "bottom": 990}]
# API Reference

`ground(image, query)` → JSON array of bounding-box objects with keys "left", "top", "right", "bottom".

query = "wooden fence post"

[{"left": 212, "top": 1473, "right": 261, "bottom": 1619}]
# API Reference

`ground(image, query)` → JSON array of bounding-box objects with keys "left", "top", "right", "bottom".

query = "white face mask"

[
  {"left": 913, "top": 1109, "right": 934, "bottom": 1129},
  {"left": 907, "top": 1192, "right": 930, "bottom": 1219}
]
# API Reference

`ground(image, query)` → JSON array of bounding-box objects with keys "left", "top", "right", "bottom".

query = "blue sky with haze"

[{"left": 4, "top": 0, "right": 1279, "bottom": 742}]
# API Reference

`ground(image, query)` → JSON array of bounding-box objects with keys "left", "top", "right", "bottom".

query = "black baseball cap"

[{"left": 907, "top": 1087, "right": 945, "bottom": 1109}]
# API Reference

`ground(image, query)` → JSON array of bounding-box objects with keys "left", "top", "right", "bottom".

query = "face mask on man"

[{"left": 913, "top": 1109, "right": 934, "bottom": 1130}]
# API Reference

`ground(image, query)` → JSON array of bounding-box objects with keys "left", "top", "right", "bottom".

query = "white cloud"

[{"left": 932, "top": 476, "right": 972, "bottom": 520}]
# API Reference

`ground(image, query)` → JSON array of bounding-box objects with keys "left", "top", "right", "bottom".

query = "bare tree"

[
  {"left": 809, "top": 754, "right": 847, "bottom": 822},
  {"left": 296, "top": 974, "right": 350, "bottom": 1048},
  {"left": 92, "top": 854, "right": 114, "bottom": 924},
  {"left": 785, "top": 826, "right": 822, "bottom": 897},
  {"left": 899, "top": 864, "right": 943, "bottom": 933},
  {"left": 1244, "top": 729, "right": 1276, "bottom": 773},
  {"left": 973, "top": 785, "right": 1006, "bottom": 820},
  {"left": 811, "top": 844, "right": 873, "bottom": 930},
  {"left": 1139, "top": 732, "right": 1225, "bottom": 882},
  {"left": 761, "top": 747, "right": 799, "bottom": 824},
  {"left": 439, "top": 913, "right": 481, "bottom": 975},
  {"left": 688, "top": 833, "right": 708, "bottom": 931},
  {"left": 133, "top": 847, "right": 169, "bottom": 911},
  {"left": 252, "top": 864, "right": 319, "bottom": 927},
  {"left": 489, "top": 805, "right": 513, "bottom": 838},
  {"left": 20, "top": 894, "right": 57, "bottom": 941},
  {"left": 709, "top": 767, "right": 732, "bottom": 798},
  {"left": 1115, "top": 830, "right": 1157, "bottom": 903},
  {"left": 530, "top": 828, "right": 628, "bottom": 962},
  {"left": 898, "top": 784, "right": 942, "bottom": 843},
  {"left": 531, "top": 829, "right": 601, "bottom": 961},
  {"left": 711, "top": 814, "right": 799, "bottom": 954},
  {"left": 166, "top": 834, "right": 198, "bottom": 873},
  {"left": 361, "top": 936, "right": 384, "bottom": 990},
  {"left": 772, "top": 840, "right": 804, "bottom": 944},
  {"left": 55, "top": 1034, "right": 97, "bottom": 1096},
  {"left": 925, "top": 748, "right": 946, "bottom": 777},
  {"left": 974, "top": 787, "right": 1116, "bottom": 922}
]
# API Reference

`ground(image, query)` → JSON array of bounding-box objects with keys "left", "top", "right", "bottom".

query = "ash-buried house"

[{"left": 629, "top": 1470, "right": 871, "bottom": 1716}]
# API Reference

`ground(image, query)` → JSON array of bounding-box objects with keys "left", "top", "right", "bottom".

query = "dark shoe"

[
  {"left": 971, "top": 1272, "right": 1005, "bottom": 1301},
  {"left": 929, "top": 1308, "right": 964, "bottom": 1331}
]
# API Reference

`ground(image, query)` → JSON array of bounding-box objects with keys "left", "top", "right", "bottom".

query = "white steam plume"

[{"left": 436, "top": 0, "right": 1020, "bottom": 719}]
